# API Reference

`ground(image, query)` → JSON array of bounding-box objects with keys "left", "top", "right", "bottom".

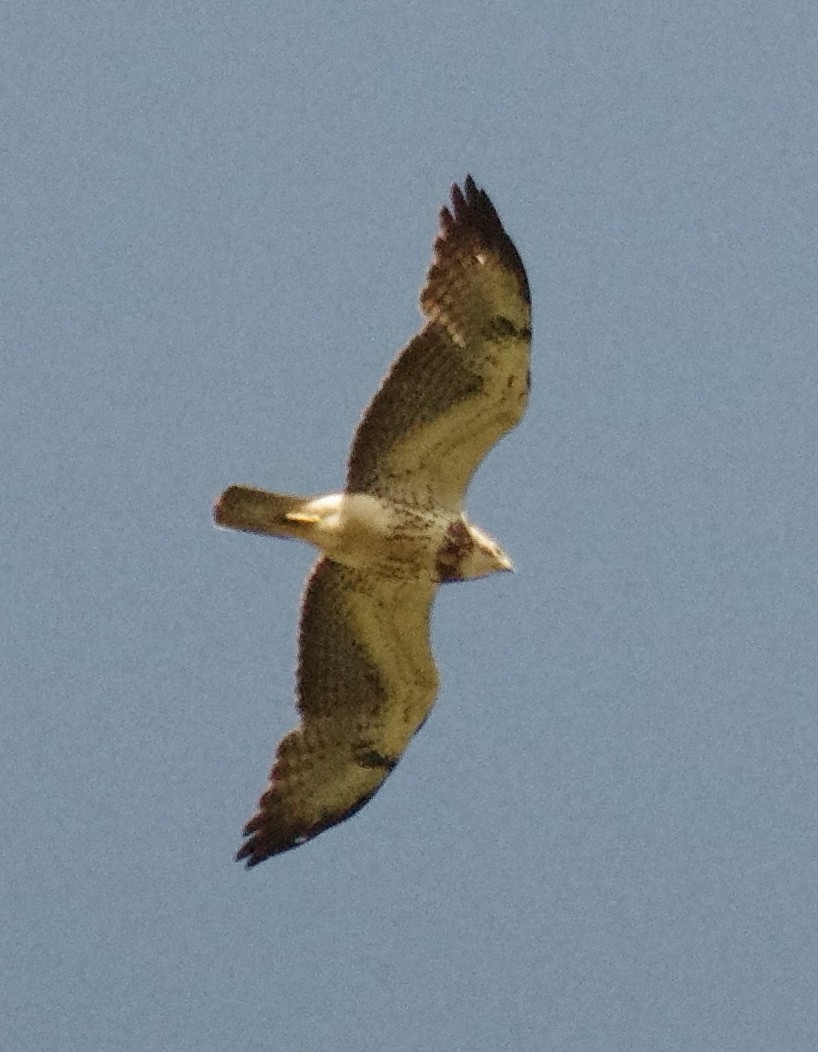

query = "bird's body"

[
  {"left": 215, "top": 176, "right": 531, "bottom": 866},
  {"left": 216, "top": 487, "right": 513, "bottom": 582}
]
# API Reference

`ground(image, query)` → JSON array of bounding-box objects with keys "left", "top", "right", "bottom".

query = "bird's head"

[{"left": 458, "top": 523, "right": 514, "bottom": 580}]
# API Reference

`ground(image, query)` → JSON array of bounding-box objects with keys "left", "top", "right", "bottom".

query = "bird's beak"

[{"left": 499, "top": 552, "right": 515, "bottom": 573}]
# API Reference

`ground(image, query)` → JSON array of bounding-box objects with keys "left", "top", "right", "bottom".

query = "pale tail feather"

[{"left": 213, "top": 485, "right": 313, "bottom": 538}]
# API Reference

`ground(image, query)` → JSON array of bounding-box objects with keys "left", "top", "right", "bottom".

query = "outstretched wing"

[
  {"left": 347, "top": 176, "right": 531, "bottom": 512},
  {"left": 237, "top": 558, "right": 438, "bottom": 866}
]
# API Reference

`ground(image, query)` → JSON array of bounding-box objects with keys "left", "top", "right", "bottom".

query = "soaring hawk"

[{"left": 214, "top": 176, "right": 531, "bottom": 866}]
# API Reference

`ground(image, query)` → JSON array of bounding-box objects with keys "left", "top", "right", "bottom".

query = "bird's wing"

[
  {"left": 346, "top": 176, "right": 531, "bottom": 513},
  {"left": 237, "top": 557, "right": 438, "bottom": 866}
]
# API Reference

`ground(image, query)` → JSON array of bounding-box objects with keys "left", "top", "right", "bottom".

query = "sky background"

[{"left": 4, "top": 3, "right": 818, "bottom": 1050}]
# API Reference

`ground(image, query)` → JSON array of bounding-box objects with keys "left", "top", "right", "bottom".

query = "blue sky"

[{"left": 5, "top": 3, "right": 818, "bottom": 1049}]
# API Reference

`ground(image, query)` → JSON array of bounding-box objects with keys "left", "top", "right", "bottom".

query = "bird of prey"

[{"left": 214, "top": 176, "right": 531, "bottom": 866}]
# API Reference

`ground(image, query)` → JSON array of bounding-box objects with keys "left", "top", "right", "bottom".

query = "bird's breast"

[{"left": 320, "top": 493, "right": 450, "bottom": 580}]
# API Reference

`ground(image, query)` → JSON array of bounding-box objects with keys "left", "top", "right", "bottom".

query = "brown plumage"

[{"left": 214, "top": 176, "right": 531, "bottom": 866}]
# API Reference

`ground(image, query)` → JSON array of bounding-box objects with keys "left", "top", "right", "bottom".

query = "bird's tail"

[{"left": 213, "top": 485, "right": 317, "bottom": 539}]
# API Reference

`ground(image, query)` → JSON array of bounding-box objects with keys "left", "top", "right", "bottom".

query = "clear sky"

[{"left": 5, "top": 3, "right": 817, "bottom": 1050}]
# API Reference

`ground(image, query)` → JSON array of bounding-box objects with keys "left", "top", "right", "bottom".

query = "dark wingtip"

[
  {"left": 235, "top": 846, "right": 262, "bottom": 868},
  {"left": 235, "top": 829, "right": 306, "bottom": 867},
  {"left": 234, "top": 778, "right": 387, "bottom": 868},
  {"left": 437, "top": 176, "right": 530, "bottom": 305}
]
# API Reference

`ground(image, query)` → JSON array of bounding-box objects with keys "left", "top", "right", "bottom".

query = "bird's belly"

[{"left": 325, "top": 493, "right": 448, "bottom": 580}]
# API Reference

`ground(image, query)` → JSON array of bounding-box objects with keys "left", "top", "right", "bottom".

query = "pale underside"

[{"left": 218, "top": 176, "right": 532, "bottom": 866}]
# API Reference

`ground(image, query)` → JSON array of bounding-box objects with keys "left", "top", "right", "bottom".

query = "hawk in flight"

[{"left": 215, "top": 176, "right": 531, "bottom": 866}]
